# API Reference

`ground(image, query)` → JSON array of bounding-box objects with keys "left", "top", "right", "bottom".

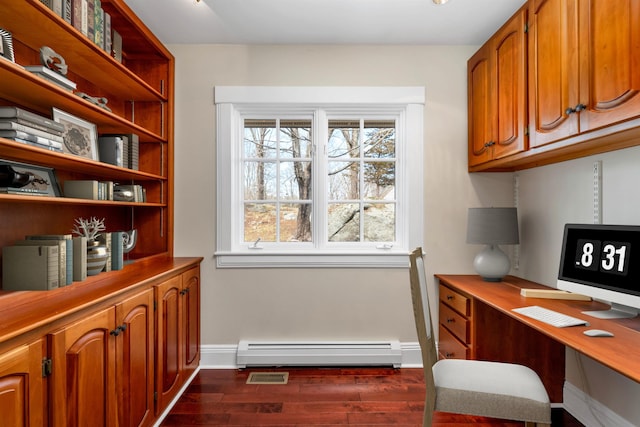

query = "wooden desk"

[{"left": 435, "top": 274, "right": 640, "bottom": 403}]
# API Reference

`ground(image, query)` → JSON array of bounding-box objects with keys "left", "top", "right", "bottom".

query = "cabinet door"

[
  {"left": 182, "top": 267, "right": 201, "bottom": 376},
  {"left": 468, "top": 8, "right": 526, "bottom": 166},
  {"left": 468, "top": 44, "right": 494, "bottom": 166},
  {"left": 579, "top": 0, "right": 640, "bottom": 131},
  {"left": 528, "top": 0, "right": 580, "bottom": 147},
  {"left": 0, "top": 340, "right": 45, "bottom": 427},
  {"left": 49, "top": 307, "right": 117, "bottom": 427},
  {"left": 491, "top": 8, "right": 527, "bottom": 161},
  {"left": 155, "top": 275, "right": 183, "bottom": 414},
  {"left": 116, "top": 288, "right": 155, "bottom": 427}
]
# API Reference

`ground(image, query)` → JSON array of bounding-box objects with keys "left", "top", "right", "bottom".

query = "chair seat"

[{"left": 433, "top": 358, "right": 551, "bottom": 424}]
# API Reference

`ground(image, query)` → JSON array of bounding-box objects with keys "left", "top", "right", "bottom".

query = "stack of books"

[
  {"left": 25, "top": 65, "right": 77, "bottom": 92},
  {"left": 100, "top": 133, "right": 139, "bottom": 170},
  {"left": 0, "top": 106, "right": 65, "bottom": 152}
]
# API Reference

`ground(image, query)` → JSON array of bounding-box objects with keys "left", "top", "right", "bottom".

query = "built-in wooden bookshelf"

[{"left": 0, "top": 0, "right": 174, "bottom": 271}]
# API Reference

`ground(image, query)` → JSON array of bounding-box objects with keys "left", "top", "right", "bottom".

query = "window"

[{"left": 215, "top": 87, "right": 424, "bottom": 268}]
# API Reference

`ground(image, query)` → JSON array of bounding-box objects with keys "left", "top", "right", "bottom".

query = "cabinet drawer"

[
  {"left": 439, "top": 284, "right": 470, "bottom": 316},
  {"left": 439, "top": 303, "right": 470, "bottom": 344},
  {"left": 438, "top": 324, "right": 470, "bottom": 360}
]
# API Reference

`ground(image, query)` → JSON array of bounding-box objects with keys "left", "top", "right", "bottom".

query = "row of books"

[
  {"left": 0, "top": 106, "right": 65, "bottom": 152},
  {"left": 2, "top": 232, "right": 125, "bottom": 291},
  {"left": 64, "top": 180, "right": 146, "bottom": 202},
  {"left": 39, "top": 0, "right": 123, "bottom": 62},
  {"left": 98, "top": 133, "right": 139, "bottom": 170}
]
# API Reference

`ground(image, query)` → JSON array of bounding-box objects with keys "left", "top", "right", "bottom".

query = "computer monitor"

[{"left": 557, "top": 223, "right": 640, "bottom": 319}]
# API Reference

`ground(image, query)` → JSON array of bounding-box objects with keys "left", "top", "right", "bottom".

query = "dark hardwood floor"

[{"left": 161, "top": 367, "right": 584, "bottom": 426}]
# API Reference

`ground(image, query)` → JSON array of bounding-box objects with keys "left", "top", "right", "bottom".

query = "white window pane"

[
  {"left": 364, "top": 203, "right": 396, "bottom": 242},
  {"left": 244, "top": 162, "right": 277, "bottom": 200},
  {"left": 244, "top": 121, "right": 277, "bottom": 159},
  {"left": 364, "top": 161, "right": 395, "bottom": 199},
  {"left": 244, "top": 203, "right": 277, "bottom": 242},
  {"left": 280, "top": 161, "right": 312, "bottom": 200},
  {"left": 329, "top": 161, "right": 359, "bottom": 200},
  {"left": 328, "top": 203, "right": 360, "bottom": 242},
  {"left": 279, "top": 121, "right": 312, "bottom": 159},
  {"left": 281, "top": 203, "right": 312, "bottom": 242}
]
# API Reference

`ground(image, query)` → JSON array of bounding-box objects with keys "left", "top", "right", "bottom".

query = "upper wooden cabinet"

[
  {"left": 528, "top": 0, "right": 640, "bottom": 148},
  {"left": 468, "top": 7, "right": 527, "bottom": 167},
  {"left": 470, "top": 0, "right": 640, "bottom": 171}
]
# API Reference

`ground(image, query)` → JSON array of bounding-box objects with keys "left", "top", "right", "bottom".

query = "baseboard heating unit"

[{"left": 236, "top": 340, "right": 402, "bottom": 368}]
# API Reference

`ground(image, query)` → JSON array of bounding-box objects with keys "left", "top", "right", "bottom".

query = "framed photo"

[
  {"left": 52, "top": 108, "right": 99, "bottom": 160},
  {"left": 0, "top": 28, "right": 15, "bottom": 62},
  {"left": 0, "top": 159, "right": 61, "bottom": 197}
]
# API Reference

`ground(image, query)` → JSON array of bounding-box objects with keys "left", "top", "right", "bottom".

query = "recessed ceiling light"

[{"left": 433, "top": 0, "right": 450, "bottom": 4}]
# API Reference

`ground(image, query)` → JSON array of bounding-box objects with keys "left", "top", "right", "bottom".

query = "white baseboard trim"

[
  {"left": 563, "top": 381, "right": 634, "bottom": 427},
  {"left": 200, "top": 341, "right": 423, "bottom": 369}
]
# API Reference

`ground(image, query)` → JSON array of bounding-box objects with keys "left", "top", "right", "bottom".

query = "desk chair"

[{"left": 408, "top": 248, "right": 551, "bottom": 427}]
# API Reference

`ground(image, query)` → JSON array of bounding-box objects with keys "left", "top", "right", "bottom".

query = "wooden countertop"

[{"left": 0, "top": 255, "right": 203, "bottom": 346}]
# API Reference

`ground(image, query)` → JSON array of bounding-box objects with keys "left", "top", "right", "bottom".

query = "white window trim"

[{"left": 214, "top": 86, "right": 425, "bottom": 268}]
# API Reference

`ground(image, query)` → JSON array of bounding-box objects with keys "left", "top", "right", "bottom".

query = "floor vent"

[
  {"left": 246, "top": 372, "right": 289, "bottom": 384},
  {"left": 237, "top": 340, "right": 402, "bottom": 368}
]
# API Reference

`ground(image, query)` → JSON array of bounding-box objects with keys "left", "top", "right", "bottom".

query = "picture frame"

[
  {"left": 0, "top": 159, "right": 61, "bottom": 197},
  {"left": 0, "top": 28, "right": 15, "bottom": 63},
  {"left": 52, "top": 108, "right": 99, "bottom": 160}
]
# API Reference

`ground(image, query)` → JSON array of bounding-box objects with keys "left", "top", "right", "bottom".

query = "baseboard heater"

[{"left": 236, "top": 340, "right": 402, "bottom": 368}]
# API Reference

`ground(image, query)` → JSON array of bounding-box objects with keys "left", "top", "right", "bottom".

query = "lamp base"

[{"left": 473, "top": 244, "right": 510, "bottom": 282}]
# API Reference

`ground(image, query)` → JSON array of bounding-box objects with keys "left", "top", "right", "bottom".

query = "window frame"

[{"left": 215, "top": 86, "right": 424, "bottom": 268}]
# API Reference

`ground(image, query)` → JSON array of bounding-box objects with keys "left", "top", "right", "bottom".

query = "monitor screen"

[{"left": 558, "top": 223, "right": 640, "bottom": 318}]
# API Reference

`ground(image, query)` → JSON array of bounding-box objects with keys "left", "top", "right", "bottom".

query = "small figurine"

[{"left": 40, "top": 46, "right": 68, "bottom": 75}]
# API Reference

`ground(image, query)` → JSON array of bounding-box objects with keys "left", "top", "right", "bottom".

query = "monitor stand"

[{"left": 582, "top": 303, "right": 639, "bottom": 319}]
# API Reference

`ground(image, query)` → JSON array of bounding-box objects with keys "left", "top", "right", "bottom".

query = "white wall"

[
  {"left": 169, "top": 42, "right": 640, "bottom": 425},
  {"left": 169, "top": 43, "right": 512, "bottom": 345},
  {"left": 517, "top": 147, "right": 640, "bottom": 426}
]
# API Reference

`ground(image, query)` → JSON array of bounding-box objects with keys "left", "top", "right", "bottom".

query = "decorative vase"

[{"left": 86, "top": 240, "right": 108, "bottom": 276}]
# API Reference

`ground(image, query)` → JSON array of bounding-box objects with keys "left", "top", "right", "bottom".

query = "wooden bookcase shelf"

[{"left": 0, "top": 0, "right": 174, "bottom": 270}]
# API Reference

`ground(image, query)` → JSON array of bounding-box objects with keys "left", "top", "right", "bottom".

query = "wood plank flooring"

[{"left": 161, "top": 367, "right": 584, "bottom": 426}]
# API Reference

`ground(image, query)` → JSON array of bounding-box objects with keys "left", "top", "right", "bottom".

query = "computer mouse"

[{"left": 583, "top": 329, "right": 614, "bottom": 337}]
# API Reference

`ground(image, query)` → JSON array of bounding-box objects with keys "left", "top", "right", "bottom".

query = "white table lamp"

[{"left": 466, "top": 207, "right": 519, "bottom": 282}]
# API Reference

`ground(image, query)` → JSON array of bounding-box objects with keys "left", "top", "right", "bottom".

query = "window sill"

[{"left": 214, "top": 251, "right": 411, "bottom": 268}]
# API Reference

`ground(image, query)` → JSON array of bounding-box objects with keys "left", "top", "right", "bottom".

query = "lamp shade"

[{"left": 466, "top": 207, "right": 519, "bottom": 245}]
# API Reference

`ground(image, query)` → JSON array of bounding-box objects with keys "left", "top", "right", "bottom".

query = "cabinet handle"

[
  {"left": 445, "top": 352, "right": 455, "bottom": 358},
  {"left": 565, "top": 103, "right": 587, "bottom": 115},
  {"left": 483, "top": 141, "right": 495, "bottom": 148},
  {"left": 446, "top": 295, "right": 454, "bottom": 301},
  {"left": 180, "top": 288, "right": 190, "bottom": 295},
  {"left": 109, "top": 325, "right": 127, "bottom": 336},
  {"left": 446, "top": 318, "right": 455, "bottom": 323}
]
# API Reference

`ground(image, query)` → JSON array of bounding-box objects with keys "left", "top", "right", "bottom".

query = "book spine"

[
  {"left": 99, "top": 232, "right": 112, "bottom": 272},
  {"left": 72, "top": 0, "right": 83, "bottom": 31},
  {"left": 111, "top": 231, "right": 124, "bottom": 270},
  {"left": 81, "top": 0, "right": 88, "bottom": 36},
  {"left": 13, "top": 240, "right": 65, "bottom": 287},
  {"left": 0, "top": 107, "right": 64, "bottom": 132},
  {"left": 63, "top": 180, "right": 99, "bottom": 200},
  {"left": 63, "top": 0, "right": 72, "bottom": 23},
  {"left": 94, "top": 0, "right": 103, "bottom": 48},
  {"left": 8, "top": 137, "right": 63, "bottom": 152},
  {"left": 104, "top": 11, "right": 112, "bottom": 55},
  {"left": 2, "top": 245, "right": 59, "bottom": 290},
  {"left": 86, "top": 0, "right": 95, "bottom": 42},
  {"left": 72, "top": 236, "right": 87, "bottom": 281},
  {"left": 0, "top": 130, "right": 63, "bottom": 145},
  {"left": 52, "top": 0, "right": 63, "bottom": 17}
]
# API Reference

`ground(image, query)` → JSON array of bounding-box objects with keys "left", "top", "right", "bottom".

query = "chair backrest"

[{"left": 409, "top": 248, "right": 437, "bottom": 426}]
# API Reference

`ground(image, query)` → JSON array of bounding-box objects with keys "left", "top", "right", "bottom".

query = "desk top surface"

[{"left": 435, "top": 274, "right": 640, "bottom": 383}]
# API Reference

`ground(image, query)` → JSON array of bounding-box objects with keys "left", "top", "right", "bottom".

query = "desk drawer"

[
  {"left": 439, "top": 284, "right": 470, "bottom": 316},
  {"left": 439, "top": 303, "right": 470, "bottom": 344},
  {"left": 438, "top": 324, "right": 469, "bottom": 359}
]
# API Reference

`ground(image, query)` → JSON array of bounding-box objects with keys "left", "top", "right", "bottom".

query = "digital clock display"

[
  {"left": 559, "top": 224, "right": 640, "bottom": 297},
  {"left": 574, "top": 239, "right": 630, "bottom": 276}
]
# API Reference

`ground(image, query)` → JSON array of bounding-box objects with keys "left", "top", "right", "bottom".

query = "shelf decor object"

[
  {"left": 52, "top": 108, "right": 98, "bottom": 160},
  {"left": 466, "top": 207, "right": 519, "bottom": 282},
  {"left": 0, "top": 28, "right": 14, "bottom": 62}
]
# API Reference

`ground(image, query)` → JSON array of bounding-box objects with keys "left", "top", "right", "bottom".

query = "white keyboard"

[{"left": 512, "top": 305, "right": 589, "bottom": 328}]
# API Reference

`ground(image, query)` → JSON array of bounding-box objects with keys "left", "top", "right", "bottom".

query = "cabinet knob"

[
  {"left": 446, "top": 295, "right": 454, "bottom": 301},
  {"left": 484, "top": 141, "right": 496, "bottom": 148},
  {"left": 110, "top": 328, "right": 120, "bottom": 336},
  {"left": 445, "top": 352, "right": 455, "bottom": 358},
  {"left": 446, "top": 318, "right": 455, "bottom": 323}
]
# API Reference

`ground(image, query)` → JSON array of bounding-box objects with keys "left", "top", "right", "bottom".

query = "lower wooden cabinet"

[
  {"left": 155, "top": 266, "right": 201, "bottom": 414},
  {"left": 0, "top": 257, "right": 201, "bottom": 427},
  {"left": 0, "top": 340, "right": 45, "bottom": 427}
]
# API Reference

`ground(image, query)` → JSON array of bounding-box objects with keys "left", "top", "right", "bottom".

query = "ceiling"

[{"left": 123, "top": 0, "right": 526, "bottom": 45}]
